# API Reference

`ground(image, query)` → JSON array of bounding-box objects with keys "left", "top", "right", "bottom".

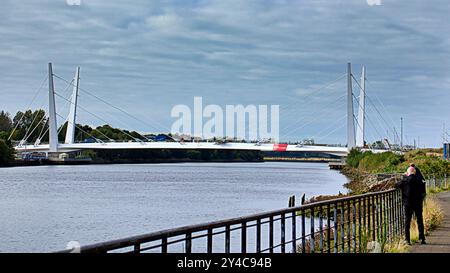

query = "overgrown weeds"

[{"left": 409, "top": 197, "right": 443, "bottom": 243}]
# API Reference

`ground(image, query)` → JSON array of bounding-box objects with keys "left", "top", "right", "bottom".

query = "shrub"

[
  {"left": 410, "top": 197, "right": 444, "bottom": 243},
  {"left": 0, "top": 138, "right": 14, "bottom": 166},
  {"left": 346, "top": 148, "right": 450, "bottom": 178},
  {"left": 346, "top": 149, "right": 366, "bottom": 168},
  {"left": 383, "top": 238, "right": 410, "bottom": 253},
  {"left": 358, "top": 152, "right": 404, "bottom": 173}
]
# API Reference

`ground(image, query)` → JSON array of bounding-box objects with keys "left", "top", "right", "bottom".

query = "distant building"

[{"left": 145, "top": 134, "right": 174, "bottom": 142}]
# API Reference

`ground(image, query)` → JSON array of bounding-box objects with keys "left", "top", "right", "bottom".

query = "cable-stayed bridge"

[{"left": 13, "top": 63, "right": 396, "bottom": 158}]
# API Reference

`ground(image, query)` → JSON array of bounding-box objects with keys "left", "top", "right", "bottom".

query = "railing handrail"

[{"left": 57, "top": 188, "right": 397, "bottom": 253}]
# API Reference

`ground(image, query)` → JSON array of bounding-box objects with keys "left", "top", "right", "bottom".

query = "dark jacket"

[
  {"left": 415, "top": 166, "right": 425, "bottom": 182},
  {"left": 395, "top": 174, "right": 426, "bottom": 206}
]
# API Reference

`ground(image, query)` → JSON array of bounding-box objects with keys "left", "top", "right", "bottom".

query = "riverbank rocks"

[
  {"left": 342, "top": 166, "right": 403, "bottom": 193},
  {"left": 306, "top": 168, "right": 403, "bottom": 204}
]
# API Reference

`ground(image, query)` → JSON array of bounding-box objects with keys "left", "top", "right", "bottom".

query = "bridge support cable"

[
  {"left": 352, "top": 74, "right": 397, "bottom": 146},
  {"left": 20, "top": 78, "right": 75, "bottom": 145},
  {"left": 20, "top": 77, "right": 75, "bottom": 146},
  {"left": 53, "top": 91, "right": 145, "bottom": 143},
  {"left": 443, "top": 131, "right": 450, "bottom": 143},
  {"left": 367, "top": 104, "right": 390, "bottom": 141},
  {"left": 8, "top": 75, "right": 48, "bottom": 141},
  {"left": 55, "top": 113, "right": 105, "bottom": 144},
  {"left": 366, "top": 79, "right": 401, "bottom": 137},
  {"left": 366, "top": 94, "right": 398, "bottom": 142},
  {"left": 352, "top": 98, "right": 379, "bottom": 149},
  {"left": 352, "top": 100, "right": 376, "bottom": 148},
  {"left": 311, "top": 114, "right": 347, "bottom": 142},
  {"left": 37, "top": 94, "right": 115, "bottom": 145},
  {"left": 281, "top": 63, "right": 360, "bottom": 148},
  {"left": 352, "top": 93, "right": 386, "bottom": 145},
  {"left": 352, "top": 75, "right": 391, "bottom": 131},
  {"left": 20, "top": 117, "right": 48, "bottom": 146},
  {"left": 282, "top": 92, "right": 346, "bottom": 133},
  {"left": 37, "top": 110, "right": 113, "bottom": 145},
  {"left": 281, "top": 64, "right": 355, "bottom": 145},
  {"left": 52, "top": 74, "right": 168, "bottom": 133},
  {"left": 280, "top": 94, "right": 346, "bottom": 139},
  {"left": 279, "top": 73, "right": 347, "bottom": 117},
  {"left": 31, "top": 108, "right": 71, "bottom": 146},
  {"left": 315, "top": 122, "right": 346, "bottom": 144},
  {"left": 35, "top": 118, "right": 48, "bottom": 145},
  {"left": 52, "top": 75, "right": 155, "bottom": 142},
  {"left": 19, "top": 109, "right": 47, "bottom": 145},
  {"left": 33, "top": 117, "right": 54, "bottom": 146},
  {"left": 52, "top": 78, "right": 148, "bottom": 144}
]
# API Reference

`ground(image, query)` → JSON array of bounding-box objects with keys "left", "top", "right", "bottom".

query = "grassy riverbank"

[
  {"left": 344, "top": 149, "right": 448, "bottom": 252},
  {"left": 410, "top": 197, "right": 444, "bottom": 244},
  {"left": 343, "top": 149, "right": 450, "bottom": 194},
  {"left": 305, "top": 149, "right": 449, "bottom": 253},
  {"left": 347, "top": 148, "right": 449, "bottom": 178}
]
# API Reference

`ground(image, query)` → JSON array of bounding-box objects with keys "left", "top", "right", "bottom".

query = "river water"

[{"left": 0, "top": 162, "right": 348, "bottom": 252}]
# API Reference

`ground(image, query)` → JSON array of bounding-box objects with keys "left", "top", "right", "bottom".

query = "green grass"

[
  {"left": 427, "top": 185, "right": 450, "bottom": 194},
  {"left": 346, "top": 149, "right": 450, "bottom": 178},
  {"left": 409, "top": 196, "right": 444, "bottom": 244},
  {"left": 383, "top": 238, "right": 410, "bottom": 253}
]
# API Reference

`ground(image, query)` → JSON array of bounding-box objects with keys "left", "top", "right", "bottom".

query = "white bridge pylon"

[
  {"left": 64, "top": 66, "right": 80, "bottom": 145},
  {"left": 16, "top": 62, "right": 370, "bottom": 157},
  {"left": 356, "top": 66, "right": 366, "bottom": 147}
]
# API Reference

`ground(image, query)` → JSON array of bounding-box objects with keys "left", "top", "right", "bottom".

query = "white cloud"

[{"left": 367, "top": 0, "right": 382, "bottom": 6}]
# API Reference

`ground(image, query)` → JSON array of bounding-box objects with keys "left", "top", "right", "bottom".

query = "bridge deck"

[
  {"left": 411, "top": 191, "right": 450, "bottom": 253},
  {"left": 15, "top": 142, "right": 350, "bottom": 156}
]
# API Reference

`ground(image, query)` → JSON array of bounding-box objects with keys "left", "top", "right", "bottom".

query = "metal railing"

[
  {"left": 58, "top": 189, "right": 403, "bottom": 253},
  {"left": 425, "top": 174, "right": 448, "bottom": 191}
]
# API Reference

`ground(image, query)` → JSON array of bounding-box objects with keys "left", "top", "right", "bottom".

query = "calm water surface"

[{"left": 0, "top": 162, "right": 348, "bottom": 252}]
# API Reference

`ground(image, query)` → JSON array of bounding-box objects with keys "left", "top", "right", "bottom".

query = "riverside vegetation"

[
  {"left": 304, "top": 149, "right": 448, "bottom": 252},
  {"left": 342, "top": 149, "right": 448, "bottom": 252},
  {"left": 0, "top": 111, "right": 15, "bottom": 166}
]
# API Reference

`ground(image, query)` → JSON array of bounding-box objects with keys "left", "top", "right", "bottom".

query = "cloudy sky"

[{"left": 0, "top": 0, "right": 449, "bottom": 147}]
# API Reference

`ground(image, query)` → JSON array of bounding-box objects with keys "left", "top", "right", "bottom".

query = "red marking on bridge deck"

[{"left": 273, "top": 144, "right": 288, "bottom": 151}]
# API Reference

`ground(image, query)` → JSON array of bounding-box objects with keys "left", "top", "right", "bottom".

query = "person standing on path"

[{"left": 395, "top": 166, "right": 426, "bottom": 245}]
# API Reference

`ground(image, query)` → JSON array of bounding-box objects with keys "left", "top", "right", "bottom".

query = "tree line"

[
  {"left": 0, "top": 108, "right": 149, "bottom": 165},
  {"left": 0, "top": 110, "right": 15, "bottom": 165},
  {"left": 0, "top": 109, "right": 264, "bottom": 165}
]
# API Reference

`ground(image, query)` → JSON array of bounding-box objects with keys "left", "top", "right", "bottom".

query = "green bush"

[
  {"left": 357, "top": 152, "right": 404, "bottom": 173},
  {"left": 346, "top": 148, "right": 450, "bottom": 178},
  {"left": 346, "top": 149, "right": 366, "bottom": 168},
  {"left": 185, "top": 150, "right": 201, "bottom": 160},
  {"left": 0, "top": 138, "right": 14, "bottom": 166}
]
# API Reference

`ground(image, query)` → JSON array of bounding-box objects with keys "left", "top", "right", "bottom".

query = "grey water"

[{"left": 0, "top": 162, "right": 348, "bottom": 252}]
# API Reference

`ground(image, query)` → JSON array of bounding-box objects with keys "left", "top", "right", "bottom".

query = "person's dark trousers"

[{"left": 404, "top": 203, "right": 425, "bottom": 243}]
